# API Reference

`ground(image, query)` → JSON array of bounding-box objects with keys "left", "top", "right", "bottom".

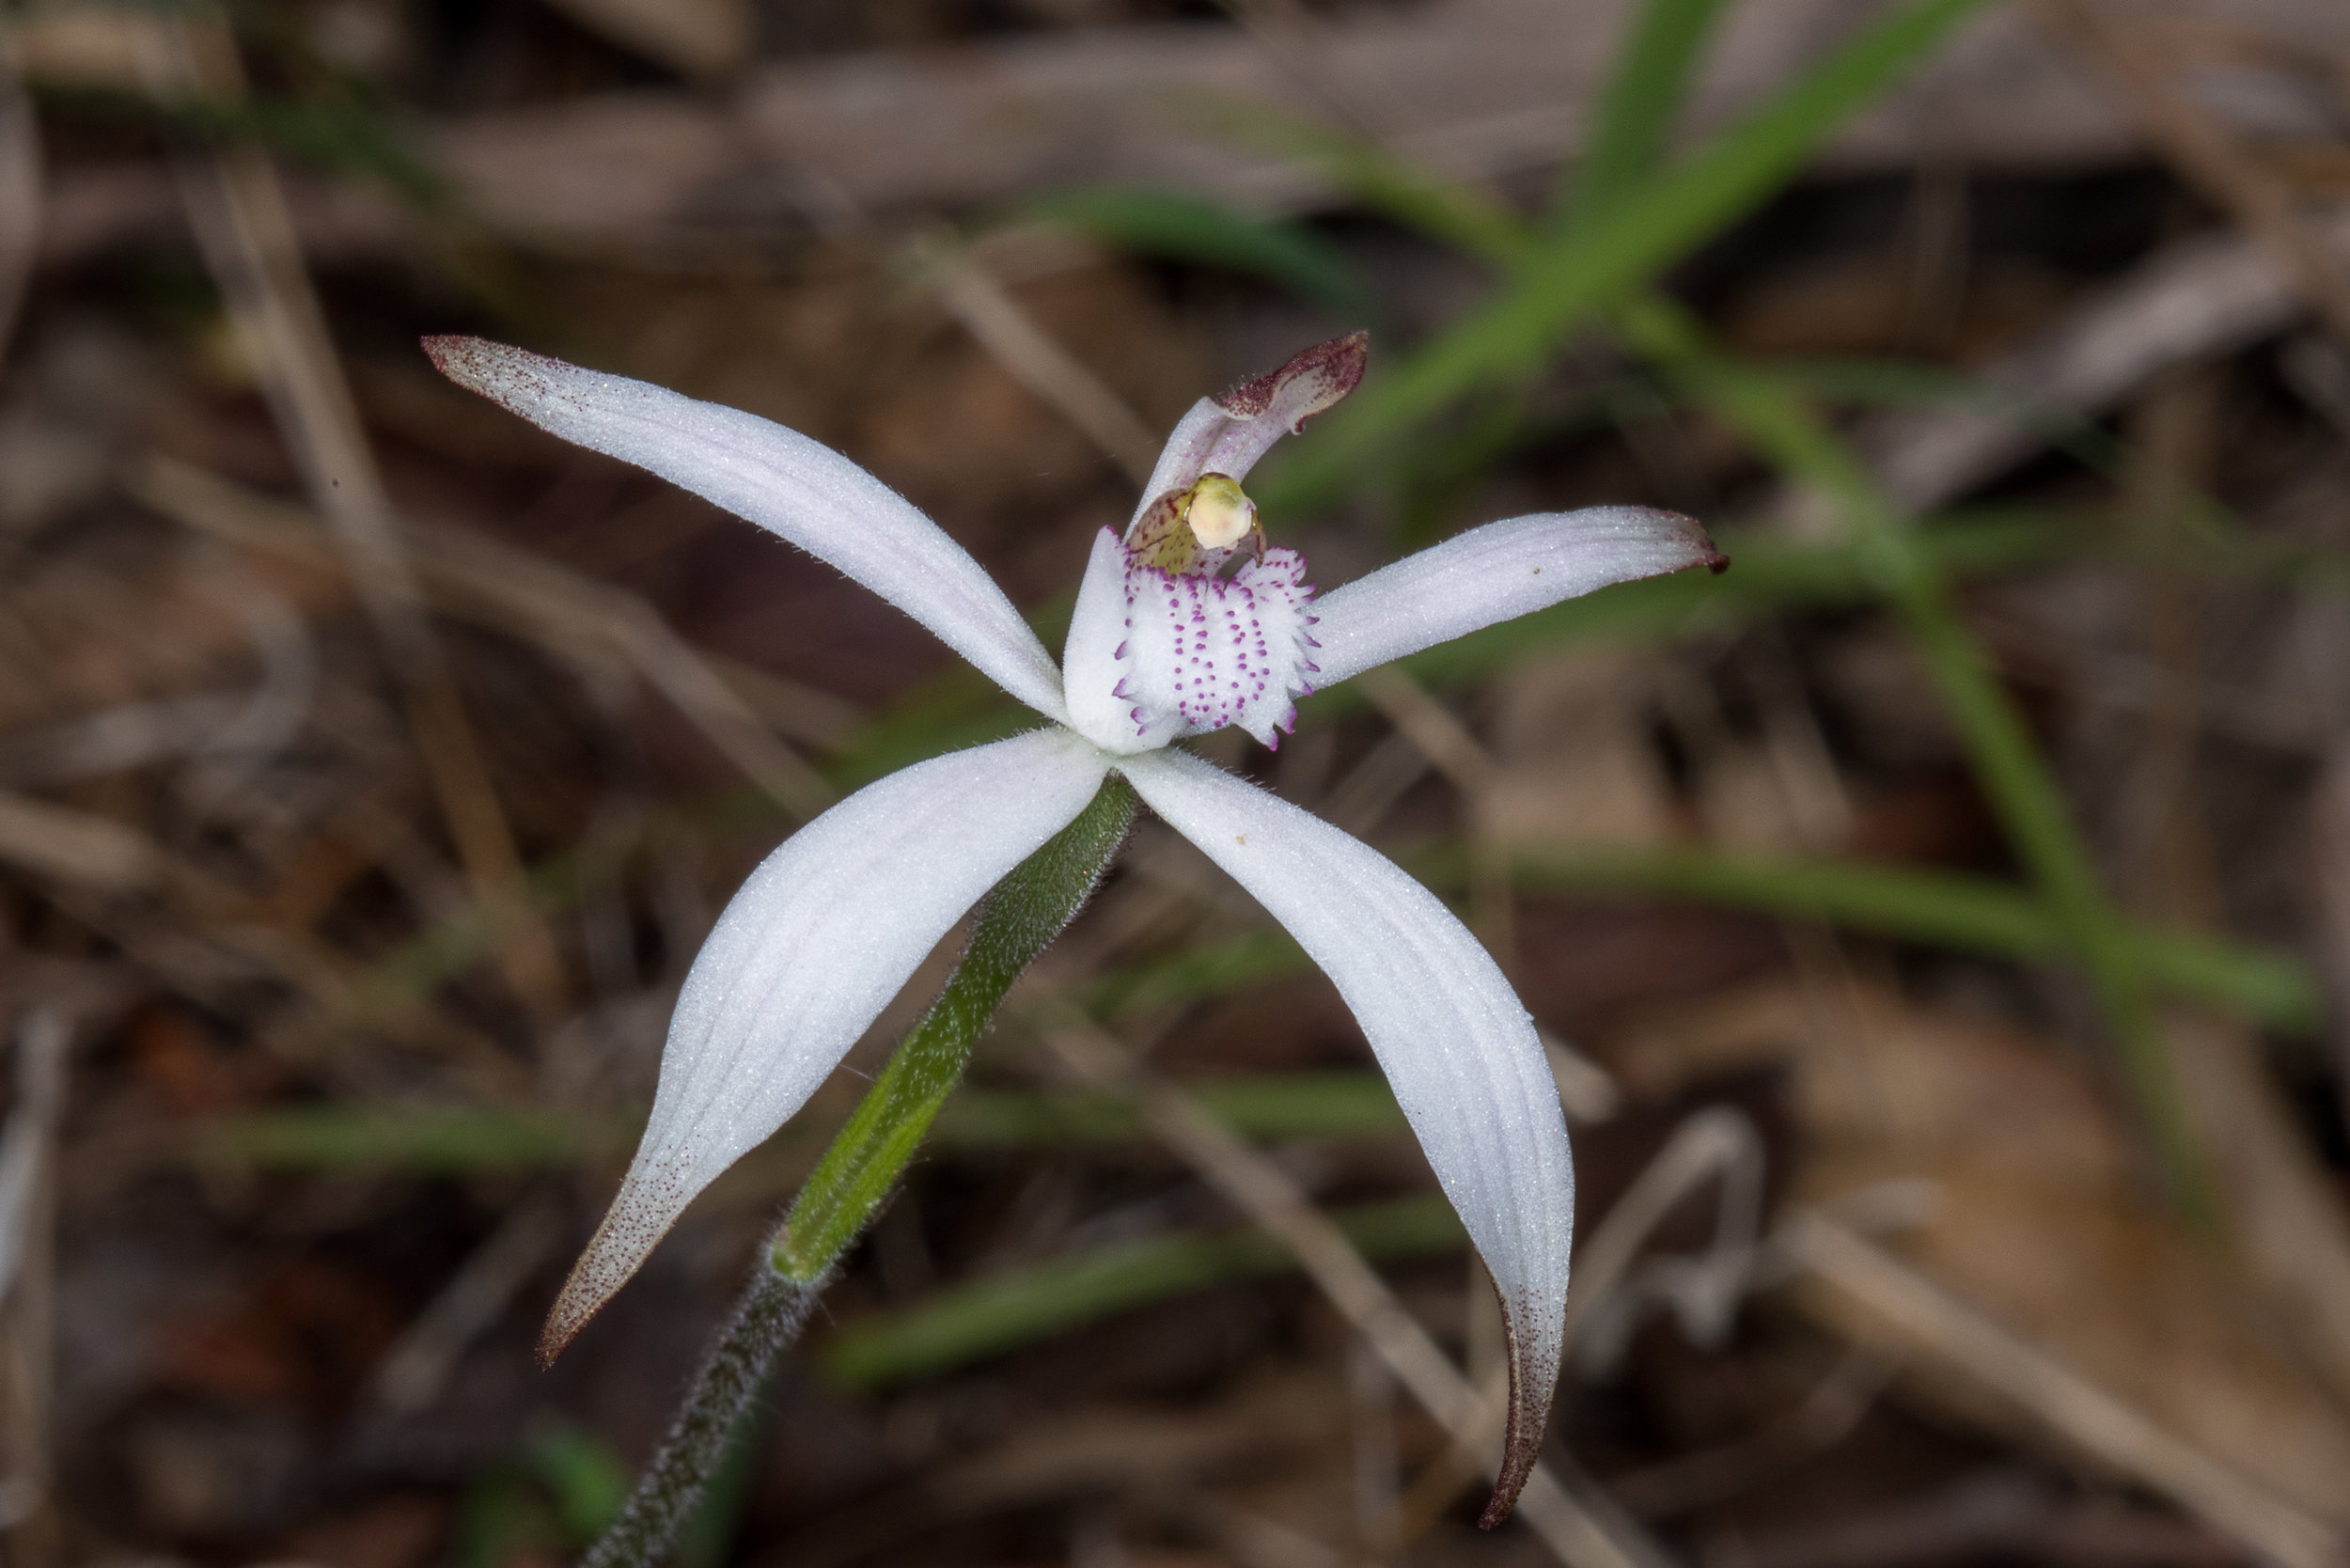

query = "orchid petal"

[
  {"left": 1308, "top": 508, "right": 1727, "bottom": 690},
  {"left": 541, "top": 729, "right": 1108, "bottom": 1360},
  {"left": 1130, "top": 332, "right": 1369, "bottom": 528},
  {"left": 425, "top": 337, "right": 1070, "bottom": 723},
  {"left": 1061, "top": 526, "right": 1138, "bottom": 753},
  {"left": 1118, "top": 747, "right": 1572, "bottom": 1517}
]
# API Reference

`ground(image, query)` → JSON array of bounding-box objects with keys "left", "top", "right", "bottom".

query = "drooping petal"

[
  {"left": 425, "top": 337, "right": 1070, "bottom": 723},
  {"left": 541, "top": 729, "right": 1108, "bottom": 1361},
  {"left": 1307, "top": 507, "right": 1727, "bottom": 690},
  {"left": 1129, "top": 332, "right": 1369, "bottom": 529},
  {"left": 1060, "top": 528, "right": 1319, "bottom": 756},
  {"left": 1118, "top": 747, "right": 1572, "bottom": 1521}
]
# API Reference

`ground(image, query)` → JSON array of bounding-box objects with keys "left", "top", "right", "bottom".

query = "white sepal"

[
  {"left": 425, "top": 337, "right": 1070, "bottom": 723},
  {"left": 1117, "top": 747, "right": 1573, "bottom": 1506},
  {"left": 1060, "top": 526, "right": 1145, "bottom": 754},
  {"left": 1308, "top": 507, "right": 1725, "bottom": 690},
  {"left": 540, "top": 729, "right": 1109, "bottom": 1358}
]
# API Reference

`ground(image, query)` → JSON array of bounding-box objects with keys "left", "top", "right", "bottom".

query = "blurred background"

[{"left": 5, "top": 0, "right": 2350, "bottom": 1563}]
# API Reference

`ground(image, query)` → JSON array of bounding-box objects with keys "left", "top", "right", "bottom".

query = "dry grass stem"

[
  {"left": 1864, "top": 212, "right": 2350, "bottom": 511},
  {"left": 930, "top": 248, "right": 1163, "bottom": 487},
  {"left": 132, "top": 454, "right": 838, "bottom": 819},
  {"left": 1559, "top": 1107, "right": 1763, "bottom": 1367},
  {"left": 1026, "top": 991, "right": 1680, "bottom": 1568},
  {"left": 140, "top": 13, "right": 566, "bottom": 1018},
  {"left": 0, "top": 790, "right": 164, "bottom": 896},
  {"left": 2034, "top": 0, "right": 2350, "bottom": 346},
  {"left": 1781, "top": 1210, "right": 2345, "bottom": 1568},
  {"left": 369, "top": 1190, "right": 568, "bottom": 1416},
  {"left": 2163, "top": 1011, "right": 2350, "bottom": 1410},
  {"left": 0, "top": 33, "right": 39, "bottom": 362}
]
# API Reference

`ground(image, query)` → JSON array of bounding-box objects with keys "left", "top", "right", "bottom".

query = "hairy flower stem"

[
  {"left": 579, "top": 1260, "right": 830, "bottom": 1568},
  {"left": 579, "top": 774, "right": 1137, "bottom": 1568}
]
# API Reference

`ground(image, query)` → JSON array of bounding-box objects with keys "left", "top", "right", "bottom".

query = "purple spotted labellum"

[{"left": 425, "top": 329, "right": 1727, "bottom": 1524}]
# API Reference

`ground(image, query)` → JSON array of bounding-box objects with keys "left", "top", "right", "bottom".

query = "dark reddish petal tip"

[
  {"left": 536, "top": 1248, "right": 610, "bottom": 1366},
  {"left": 536, "top": 1269, "right": 615, "bottom": 1369},
  {"left": 1673, "top": 514, "right": 1728, "bottom": 572},
  {"left": 419, "top": 335, "right": 569, "bottom": 410},
  {"left": 1478, "top": 1391, "right": 1545, "bottom": 1529},
  {"left": 1637, "top": 508, "right": 1729, "bottom": 577},
  {"left": 419, "top": 334, "right": 474, "bottom": 379},
  {"left": 1475, "top": 1285, "right": 1561, "bottom": 1529},
  {"left": 1214, "top": 330, "right": 1371, "bottom": 427},
  {"left": 535, "top": 1310, "right": 580, "bottom": 1370},
  {"left": 532, "top": 1193, "right": 671, "bottom": 1368}
]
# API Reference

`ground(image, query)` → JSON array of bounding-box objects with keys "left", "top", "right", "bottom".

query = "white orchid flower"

[{"left": 427, "top": 331, "right": 1724, "bottom": 1513}]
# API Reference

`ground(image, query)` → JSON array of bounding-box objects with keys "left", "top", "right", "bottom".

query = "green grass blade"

[
  {"left": 525, "top": 1425, "right": 634, "bottom": 1544},
  {"left": 1607, "top": 290, "right": 2217, "bottom": 1217},
  {"left": 1262, "top": 0, "right": 1989, "bottom": 508},
  {"left": 198, "top": 1103, "right": 612, "bottom": 1171},
  {"left": 40, "top": 84, "right": 448, "bottom": 205},
  {"left": 1207, "top": 105, "right": 1531, "bottom": 263},
  {"left": 1023, "top": 185, "right": 1381, "bottom": 323},
  {"left": 1480, "top": 842, "right": 2321, "bottom": 1033},
  {"left": 196, "top": 1069, "right": 1415, "bottom": 1180},
  {"left": 936, "top": 1069, "right": 1409, "bottom": 1147},
  {"left": 823, "top": 1195, "right": 1464, "bottom": 1388},
  {"left": 1558, "top": 0, "right": 1734, "bottom": 229}
]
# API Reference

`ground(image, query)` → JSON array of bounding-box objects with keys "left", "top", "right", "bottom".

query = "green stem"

[
  {"left": 577, "top": 773, "right": 1137, "bottom": 1568},
  {"left": 774, "top": 773, "right": 1138, "bottom": 1278},
  {"left": 578, "top": 1262, "right": 829, "bottom": 1568}
]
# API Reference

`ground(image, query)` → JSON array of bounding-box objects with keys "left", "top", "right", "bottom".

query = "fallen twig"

[
  {"left": 1028, "top": 994, "right": 1680, "bottom": 1568},
  {"left": 1781, "top": 1209, "right": 2345, "bottom": 1568},
  {"left": 0, "top": 27, "right": 38, "bottom": 361},
  {"left": 1857, "top": 212, "right": 2350, "bottom": 511},
  {"left": 2033, "top": 0, "right": 2350, "bottom": 346},
  {"left": 130, "top": 453, "right": 837, "bottom": 819},
  {"left": 138, "top": 12, "right": 567, "bottom": 1019}
]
